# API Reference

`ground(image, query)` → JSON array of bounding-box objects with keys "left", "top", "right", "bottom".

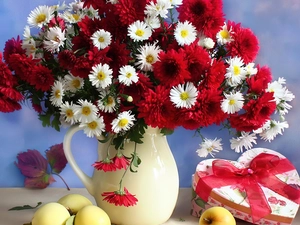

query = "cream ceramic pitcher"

[{"left": 63, "top": 125, "right": 179, "bottom": 225}]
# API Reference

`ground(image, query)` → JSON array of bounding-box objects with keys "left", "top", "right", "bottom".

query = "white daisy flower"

[
  {"left": 43, "top": 27, "right": 66, "bottom": 53},
  {"left": 170, "top": 82, "right": 199, "bottom": 109},
  {"left": 225, "top": 57, "right": 247, "bottom": 87},
  {"left": 174, "top": 21, "right": 197, "bottom": 46},
  {"left": 89, "top": 63, "right": 113, "bottom": 89},
  {"left": 64, "top": 73, "right": 84, "bottom": 93},
  {"left": 128, "top": 21, "right": 152, "bottom": 42},
  {"left": 97, "top": 90, "right": 120, "bottom": 113},
  {"left": 50, "top": 81, "right": 65, "bottom": 107},
  {"left": 60, "top": 101, "right": 78, "bottom": 125},
  {"left": 221, "top": 92, "right": 244, "bottom": 114},
  {"left": 230, "top": 132, "right": 257, "bottom": 153},
  {"left": 216, "top": 22, "right": 234, "bottom": 45},
  {"left": 74, "top": 99, "right": 98, "bottom": 123},
  {"left": 144, "top": 16, "right": 160, "bottom": 30},
  {"left": 198, "top": 35, "right": 215, "bottom": 49},
  {"left": 118, "top": 65, "right": 139, "bottom": 86},
  {"left": 145, "top": 0, "right": 172, "bottom": 18},
  {"left": 135, "top": 43, "right": 161, "bottom": 71},
  {"left": 168, "top": 0, "right": 183, "bottom": 7},
  {"left": 22, "top": 26, "right": 36, "bottom": 57},
  {"left": 258, "top": 120, "right": 289, "bottom": 142},
  {"left": 61, "top": 11, "right": 82, "bottom": 23},
  {"left": 27, "top": 5, "right": 55, "bottom": 28},
  {"left": 91, "top": 29, "right": 112, "bottom": 50},
  {"left": 79, "top": 117, "right": 106, "bottom": 138},
  {"left": 196, "top": 138, "right": 223, "bottom": 158},
  {"left": 111, "top": 111, "right": 136, "bottom": 133},
  {"left": 245, "top": 63, "right": 258, "bottom": 76}
]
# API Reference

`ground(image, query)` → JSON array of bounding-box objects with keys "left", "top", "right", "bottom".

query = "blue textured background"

[{"left": 0, "top": 0, "right": 299, "bottom": 188}]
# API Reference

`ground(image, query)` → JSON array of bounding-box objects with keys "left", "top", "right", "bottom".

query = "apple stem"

[{"left": 204, "top": 218, "right": 212, "bottom": 224}]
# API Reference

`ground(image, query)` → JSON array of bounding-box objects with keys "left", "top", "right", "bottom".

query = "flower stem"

[{"left": 52, "top": 172, "right": 70, "bottom": 190}]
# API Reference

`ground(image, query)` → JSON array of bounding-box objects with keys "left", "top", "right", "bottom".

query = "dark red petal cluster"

[
  {"left": 3, "top": 36, "right": 25, "bottom": 64},
  {"left": 112, "top": 154, "right": 130, "bottom": 170},
  {"left": 102, "top": 187, "right": 138, "bottom": 207},
  {"left": 58, "top": 50, "right": 77, "bottom": 70},
  {"left": 71, "top": 56, "right": 92, "bottom": 78},
  {"left": 226, "top": 21, "right": 259, "bottom": 64},
  {"left": 177, "top": 0, "right": 225, "bottom": 38},
  {"left": 202, "top": 59, "right": 226, "bottom": 90},
  {"left": 247, "top": 65, "right": 273, "bottom": 94},
  {"left": 30, "top": 65, "right": 55, "bottom": 92},
  {"left": 229, "top": 92, "right": 276, "bottom": 132},
  {"left": 153, "top": 49, "right": 190, "bottom": 87},
  {"left": 83, "top": 0, "right": 108, "bottom": 15}
]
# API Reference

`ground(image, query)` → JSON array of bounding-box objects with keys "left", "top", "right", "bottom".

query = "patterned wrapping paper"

[{"left": 191, "top": 148, "right": 300, "bottom": 225}]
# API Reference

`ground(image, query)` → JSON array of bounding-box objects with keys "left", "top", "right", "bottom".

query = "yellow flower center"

[
  {"left": 229, "top": 99, "right": 236, "bottom": 105},
  {"left": 233, "top": 65, "right": 241, "bottom": 75},
  {"left": 118, "top": 118, "right": 128, "bottom": 127},
  {"left": 207, "top": 146, "right": 213, "bottom": 152},
  {"left": 66, "top": 109, "right": 74, "bottom": 118},
  {"left": 97, "top": 71, "right": 106, "bottom": 80},
  {"left": 107, "top": 96, "right": 114, "bottom": 105},
  {"left": 55, "top": 90, "right": 61, "bottom": 98},
  {"left": 72, "top": 79, "right": 81, "bottom": 89},
  {"left": 180, "top": 92, "right": 189, "bottom": 100},
  {"left": 126, "top": 72, "right": 132, "bottom": 78},
  {"left": 180, "top": 30, "right": 188, "bottom": 38},
  {"left": 135, "top": 29, "right": 144, "bottom": 37},
  {"left": 220, "top": 30, "right": 230, "bottom": 39},
  {"left": 146, "top": 55, "right": 154, "bottom": 64},
  {"left": 35, "top": 14, "right": 47, "bottom": 24},
  {"left": 72, "top": 14, "right": 80, "bottom": 21},
  {"left": 98, "top": 36, "right": 105, "bottom": 43},
  {"left": 82, "top": 106, "right": 91, "bottom": 116},
  {"left": 88, "top": 121, "right": 97, "bottom": 130}
]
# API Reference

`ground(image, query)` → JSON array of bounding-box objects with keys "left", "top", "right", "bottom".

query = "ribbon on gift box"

[{"left": 196, "top": 153, "right": 300, "bottom": 223}]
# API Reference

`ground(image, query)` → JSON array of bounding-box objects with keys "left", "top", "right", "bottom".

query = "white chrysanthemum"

[
  {"left": 27, "top": 5, "right": 55, "bottom": 28},
  {"left": 221, "top": 92, "right": 244, "bottom": 114},
  {"left": 174, "top": 21, "right": 197, "bottom": 46},
  {"left": 74, "top": 99, "right": 98, "bottom": 123},
  {"left": 22, "top": 26, "right": 37, "bottom": 57},
  {"left": 50, "top": 81, "right": 65, "bottom": 107},
  {"left": 69, "top": 0, "right": 84, "bottom": 12},
  {"left": 118, "top": 65, "right": 139, "bottom": 86},
  {"left": 245, "top": 63, "right": 257, "bottom": 76},
  {"left": 196, "top": 138, "right": 223, "bottom": 158},
  {"left": 61, "top": 11, "right": 82, "bottom": 23},
  {"left": 43, "top": 27, "right": 66, "bottom": 53},
  {"left": 145, "top": 0, "right": 172, "bottom": 18},
  {"left": 170, "top": 82, "right": 198, "bottom": 109},
  {"left": 64, "top": 73, "right": 84, "bottom": 93},
  {"left": 60, "top": 101, "right": 78, "bottom": 125},
  {"left": 111, "top": 111, "right": 136, "bottom": 133},
  {"left": 168, "top": 0, "right": 183, "bottom": 7},
  {"left": 216, "top": 22, "right": 234, "bottom": 45},
  {"left": 91, "top": 29, "right": 112, "bottom": 50},
  {"left": 128, "top": 20, "right": 152, "bottom": 42},
  {"left": 107, "top": 0, "right": 119, "bottom": 4},
  {"left": 144, "top": 16, "right": 160, "bottom": 30},
  {"left": 198, "top": 35, "right": 215, "bottom": 49},
  {"left": 135, "top": 43, "right": 161, "bottom": 71},
  {"left": 79, "top": 117, "right": 106, "bottom": 138},
  {"left": 230, "top": 132, "right": 257, "bottom": 153},
  {"left": 258, "top": 120, "right": 289, "bottom": 142},
  {"left": 225, "top": 57, "right": 247, "bottom": 87},
  {"left": 89, "top": 63, "right": 113, "bottom": 89},
  {"left": 97, "top": 90, "right": 120, "bottom": 113}
]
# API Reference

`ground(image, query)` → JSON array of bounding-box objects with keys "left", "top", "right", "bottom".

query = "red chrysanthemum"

[
  {"left": 201, "top": 59, "right": 226, "bottom": 90},
  {"left": 0, "top": 87, "right": 23, "bottom": 112},
  {"left": 58, "top": 50, "right": 77, "bottom": 70},
  {"left": 102, "top": 187, "right": 138, "bottom": 207},
  {"left": 88, "top": 47, "right": 112, "bottom": 67},
  {"left": 247, "top": 65, "right": 273, "bottom": 94},
  {"left": 48, "top": 16, "right": 66, "bottom": 30},
  {"left": 137, "top": 85, "right": 178, "bottom": 129},
  {"left": 92, "top": 159, "right": 117, "bottom": 172},
  {"left": 183, "top": 43, "right": 211, "bottom": 82},
  {"left": 71, "top": 56, "right": 92, "bottom": 78},
  {"left": 83, "top": 0, "right": 108, "bottom": 15},
  {"left": 3, "top": 36, "right": 25, "bottom": 64},
  {"left": 226, "top": 21, "right": 259, "bottom": 64},
  {"left": 112, "top": 153, "right": 130, "bottom": 170},
  {"left": 114, "top": 0, "right": 148, "bottom": 26},
  {"left": 153, "top": 49, "right": 190, "bottom": 87},
  {"left": 30, "top": 65, "right": 55, "bottom": 92},
  {"left": 177, "top": 0, "right": 225, "bottom": 38},
  {"left": 229, "top": 92, "right": 276, "bottom": 132}
]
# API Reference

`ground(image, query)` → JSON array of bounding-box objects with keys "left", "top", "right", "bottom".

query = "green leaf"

[
  {"left": 65, "top": 215, "right": 75, "bottom": 225},
  {"left": 195, "top": 198, "right": 207, "bottom": 209},
  {"left": 130, "top": 152, "right": 141, "bottom": 173},
  {"left": 8, "top": 202, "right": 42, "bottom": 211},
  {"left": 160, "top": 128, "right": 174, "bottom": 136}
]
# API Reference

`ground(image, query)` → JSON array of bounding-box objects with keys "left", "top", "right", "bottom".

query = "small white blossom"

[
  {"left": 43, "top": 27, "right": 66, "bottom": 53},
  {"left": 50, "top": 81, "right": 65, "bottom": 107},
  {"left": 27, "top": 5, "right": 55, "bottom": 28},
  {"left": 145, "top": 0, "right": 172, "bottom": 18},
  {"left": 111, "top": 111, "right": 136, "bottom": 133},
  {"left": 198, "top": 36, "right": 215, "bottom": 49},
  {"left": 216, "top": 22, "right": 234, "bottom": 45},
  {"left": 221, "top": 92, "right": 244, "bottom": 114},
  {"left": 64, "top": 73, "right": 84, "bottom": 93},
  {"left": 135, "top": 43, "right": 161, "bottom": 71},
  {"left": 230, "top": 132, "right": 257, "bottom": 153},
  {"left": 258, "top": 120, "right": 289, "bottom": 142},
  {"left": 74, "top": 99, "right": 98, "bottom": 123},
  {"left": 144, "top": 16, "right": 160, "bottom": 30},
  {"left": 225, "top": 57, "right": 247, "bottom": 87},
  {"left": 196, "top": 138, "right": 223, "bottom": 158},
  {"left": 128, "top": 20, "right": 152, "bottom": 42},
  {"left": 60, "top": 101, "right": 77, "bottom": 125},
  {"left": 89, "top": 63, "right": 113, "bottom": 89},
  {"left": 118, "top": 65, "right": 139, "bottom": 86},
  {"left": 245, "top": 63, "right": 258, "bottom": 76},
  {"left": 91, "top": 29, "right": 112, "bottom": 50},
  {"left": 174, "top": 21, "right": 197, "bottom": 46},
  {"left": 170, "top": 82, "right": 199, "bottom": 109},
  {"left": 97, "top": 90, "right": 119, "bottom": 113},
  {"left": 79, "top": 117, "right": 106, "bottom": 138}
]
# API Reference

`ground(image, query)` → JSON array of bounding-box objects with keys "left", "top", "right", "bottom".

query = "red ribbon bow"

[{"left": 196, "top": 153, "right": 300, "bottom": 223}]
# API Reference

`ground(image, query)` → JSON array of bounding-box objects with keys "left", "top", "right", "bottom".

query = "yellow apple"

[
  {"left": 57, "top": 193, "right": 93, "bottom": 214},
  {"left": 74, "top": 205, "right": 111, "bottom": 225},
  {"left": 199, "top": 206, "right": 236, "bottom": 225}
]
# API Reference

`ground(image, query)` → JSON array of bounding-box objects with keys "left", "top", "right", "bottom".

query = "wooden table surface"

[{"left": 0, "top": 188, "right": 299, "bottom": 225}]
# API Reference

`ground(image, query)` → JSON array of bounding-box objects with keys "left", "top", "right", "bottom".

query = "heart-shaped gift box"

[{"left": 191, "top": 148, "right": 300, "bottom": 225}]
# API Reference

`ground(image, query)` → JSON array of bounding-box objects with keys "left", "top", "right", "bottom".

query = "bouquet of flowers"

[{"left": 0, "top": 0, "right": 294, "bottom": 206}]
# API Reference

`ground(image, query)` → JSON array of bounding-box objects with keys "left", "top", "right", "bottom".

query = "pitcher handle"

[{"left": 63, "top": 124, "right": 94, "bottom": 196}]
